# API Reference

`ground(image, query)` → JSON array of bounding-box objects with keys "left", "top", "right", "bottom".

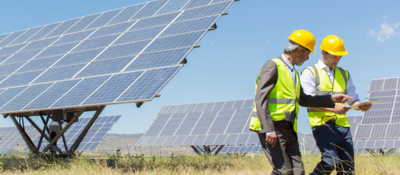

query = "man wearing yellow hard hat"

[
  {"left": 251, "top": 30, "right": 352, "bottom": 175},
  {"left": 301, "top": 35, "right": 372, "bottom": 175}
]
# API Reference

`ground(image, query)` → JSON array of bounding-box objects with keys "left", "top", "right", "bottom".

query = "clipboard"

[{"left": 350, "top": 100, "right": 381, "bottom": 110}]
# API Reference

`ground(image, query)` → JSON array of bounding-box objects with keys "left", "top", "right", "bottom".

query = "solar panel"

[
  {"left": 0, "top": 126, "right": 35, "bottom": 154},
  {"left": 0, "top": 0, "right": 235, "bottom": 114},
  {"left": 22, "top": 115, "right": 121, "bottom": 152},
  {"left": 135, "top": 99, "right": 258, "bottom": 147}
]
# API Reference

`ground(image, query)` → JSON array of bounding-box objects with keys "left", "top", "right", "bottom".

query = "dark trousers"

[
  {"left": 258, "top": 121, "right": 304, "bottom": 175},
  {"left": 311, "top": 122, "right": 354, "bottom": 175}
]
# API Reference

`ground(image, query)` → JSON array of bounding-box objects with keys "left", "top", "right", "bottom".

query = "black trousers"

[{"left": 258, "top": 120, "right": 304, "bottom": 175}]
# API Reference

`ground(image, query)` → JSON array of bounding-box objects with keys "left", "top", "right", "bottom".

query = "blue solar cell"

[
  {"left": 89, "top": 142, "right": 100, "bottom": 150},
  {"left": 21, "top": 38, "right": 59, "bottom": 52},
  {"left": 111, "top": 115, "right": 121, "bottom": 123},
  {"left": 0, "top": 34, "right": 9, "bottom": 43},
  {"left": 175, "top": 112, "right": 201, "bottom": 135},
  {"left": 0, "top": 62, "right": 25, "bottom": 76},
  {"left": 176, "top": 2, "right": 230, "bottom": 22},
  {"left": 90, "top": 22, "right": 135, "bottom": 39},
  {"left": 182, "top": 135, "right": 196, "bottom": 145},
  {"left": 144, "top": 31, "right": 204, "bottom": 53},
  {"left": 82, "top": 71, "right": 143, "bottom": 105},
  {"left": 96, "top": 40, "right": 151, "bottom": 61},
  {"left": 27, "top": 23, "right": 62, "bottom": 42},
  {"left": 52, "top": 76, "right": 110, "bottom": 108},
  {"left": 73, "top": 35, "right": 119, "bottom": 53},
  {"left": 46, "top": 19, "right": 81, "bottom": 38},
  {"left": 135, "top": 137, "right": 149, "bottom": 146},
  {"left": 2, "top": 49, "right": 42, "bottom": 65},
  {"left": 0, "top": 86, "right": 27, "bottom": 107},
  {"left": 86, "top": 9, "right": 123, "bottom": 30},
  {"left": 175, "top": 104, "right": 188, "bottom": 113},
  {"left": 156, "top": 0, "right": 188, "bottom": 15},
  {"left": 184, "top": 0, "right": 212, "bottom": 9},
  {"left": 366, "top": 140, "right": 375, "bottom": 148},
  {"left": 203, "top": 135, "right": 217, "bottom": 145},
  {"left": 0, "top": 70, "right": 43, "bottom": 88},
  {"left": 211, "top": 0, "right": 231, "bottom": 4},
  {"left": 53, "top": 49, "right": 103, "bottom": 68},
  {"left": 130, "top": 12, "right": 179, "bottom": 31},
  {"left": 65, "top": 14, "right": 101, "bottom": 34},
  {"left": 130, "top": 0, "right": 169, "bottom": 20},
  {"left": 16, "top": 56, "right": 62, "bottom": 74},
  {"left": 33, "top": 64, "right": 86, "bottom": 83},
  {"left": 144, "top": 137, "right": 158, "bottom": 146},
  {"left": 222, "top": 101, "right": 234, "bottom": 110},
  {"left": 117, "top": 66, "right": 181, "bottom": 101},
  {"left": 212, "top": 134, "right": 228, "bottom": 145},
  {"left": 114, "top": 26, "right": 165, "bottom": 45},
  {"left": 0, "top": 30, "right": 26, "bottom": 47},
  {"left": 172, "top": 136, "right": 186, "bottom": 145},
  {"left": 23, "top": 79, "right": 80, "bottom": 110},
  {"left": 232, "top": 100, "right": 245, "bottom": 109},
  {"left": 224, "top": 134, "right": 239, "bottom": 145},
  {"left": 192, "top": 135, "right": 206, "bottom": 145},
  {"left": 242, "top": 99, "right": 254, "bottom": 109},
  {"left": 226, "top": 146, "right": 234, "bottom": 152},
  {"left": 375, "top": 140, "right": 384, "bottom": 148},
  {"left": 0, "top": 44, "right": 27, "bottom": 57},
  {"left": 163, "top": 136, "right": 177, "bottom": 146},
  {"left": 235, "top": 134, "right": 250, "bottom": 144},
  {"left": 108, "top": 4, "right": 146, "bottom": 25},
  {"left": 10, "top": 27, "right": 43, "bottom": 45},
  {"left": 35, "top": 42, "right": 79, "bottom": 59},
  {"left": 76, "top": 56, "right": 133, "bottom": 78},
  {"left": 194, "top": 103, "right": 206, "bottom": 112},
  {"left": 0, "top": 55, "right": 10, "bottom": 64},
  {"left": 153, "top": 137, "right": 167, "bottom": 146},
  {"left": 53, "top": 30, "right": 94, "bottom": 46},
  {"left": 162, "top": 16, "right": 218, "bottom": 37}
]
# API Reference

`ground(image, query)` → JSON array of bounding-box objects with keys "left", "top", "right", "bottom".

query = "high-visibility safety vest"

[
  {"left": 303, "top": 64, "right": 350, "bottom": 128},
  {"left": 249, "top": 58, "right": 301, "bottom": 132}
]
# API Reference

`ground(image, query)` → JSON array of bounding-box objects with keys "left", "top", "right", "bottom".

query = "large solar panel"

[
  {"left": 22, "top": 115, "right": 121, "bottom": 152},
  {"left": 135, "top": 99, "right": 261, "bottom": 147},
  {"left": 0, "top": 0, "right": 235, "bottom": 114},
  {"left": 0, "top": 126, "right": 35, "bottom": 154},
  {"left": 352, "top": 78, "right": 400, "bottom": 150}
]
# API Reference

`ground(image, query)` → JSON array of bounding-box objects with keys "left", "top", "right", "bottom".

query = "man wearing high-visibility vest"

[
  {"left": 301, "top": 35, "right": 371, "bottom": 175},
  {"left": 251, "top": 30, "right": 352, "bottom": 175}
]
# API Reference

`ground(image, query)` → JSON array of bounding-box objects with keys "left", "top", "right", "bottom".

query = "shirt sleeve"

[
  {"left": 300, "top": 68, "right": 316, "bottom": 96},
  {"left": 345, "top": 73, "right": 360, "bottom": 105}
]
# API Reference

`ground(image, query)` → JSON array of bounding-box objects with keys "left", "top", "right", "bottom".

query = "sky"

[{"left": 0, "top": 0, "right": 399, "bottom": 135}]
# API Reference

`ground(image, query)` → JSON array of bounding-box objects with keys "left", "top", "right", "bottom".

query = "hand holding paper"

[{"left": 350, "top": 100, "right": 380, "bottom": 111}]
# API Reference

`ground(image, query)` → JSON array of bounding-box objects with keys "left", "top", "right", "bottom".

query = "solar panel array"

[
  {"left": 0, "top": 0, "right": 234, "bottom": 114},
  {"left": 22, "top": 115, "right": 121, "bottom": 152},
  {"left": 219, "top": 143, "right": 263, "bottom": 153},
  {"left": 0, "top": 126, "right": 35, "bottom": 154},
  {"left": 135, "top": 99, "right": 261, "bottom": 147},
  {"left": 310, "top": 116, "right": 362, "bottom": 154}
]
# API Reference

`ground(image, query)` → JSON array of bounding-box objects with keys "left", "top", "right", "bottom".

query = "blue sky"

[{"left": 0, "top": 0, "right": 399, "bottom": 135}]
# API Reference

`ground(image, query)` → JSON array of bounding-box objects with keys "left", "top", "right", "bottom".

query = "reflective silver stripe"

[
  {"left": 268, "top": 98, "right": 299, "bottom": 104},
  {"left": 307, "top": 108, "right": 322, "bottom": 113},
  {"left": 337, "top": 67, "right": 348, "bottom": 88},
  {"left": 315, "top": 91, "right": 344, "bottom": 95}
]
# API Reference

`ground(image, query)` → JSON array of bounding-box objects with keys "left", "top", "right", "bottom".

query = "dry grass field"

[{"left": 0, "top": 154, "right": 399, "bottom": 175}]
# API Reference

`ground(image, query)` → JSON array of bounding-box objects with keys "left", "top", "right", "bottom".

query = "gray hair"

[{"left": 283, "top": 40, "right": 308, "bottom": 54}]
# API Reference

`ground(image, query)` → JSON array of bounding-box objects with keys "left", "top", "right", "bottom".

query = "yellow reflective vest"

[
  {"left": 303, "top": 64, "right": 350, "bottom": 128},
  {"left": 249, "top": 58, "right": 300, "bottom": 132}
]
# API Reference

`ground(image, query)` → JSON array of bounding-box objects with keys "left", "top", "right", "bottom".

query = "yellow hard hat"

[
  {"left": 287, "top": 29, "right": 316, "bottom": 54},
  {"left": 320, "top": 35, "right": 348, "bottom": 56}
]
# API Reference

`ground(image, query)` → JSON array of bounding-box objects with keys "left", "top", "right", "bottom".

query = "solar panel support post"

[
  {"left": 68, "top": 106, "right": 105, "bottom": 155},
  {"left": 58, "top": 121, "right": 69, "bottom": 152},
  {"left": 37, "top": 115, "right": 51, "bottom": 154},
  {"left": 42, "top": 107, "right": 87, "bottom": 154},
  {"left": 190, "top": 146, "right": 202, "bottom": 155},
  {"left": 9, "top": 115, "right": 38, "bottom": 154},
  {"left": 214, "top": 145, "right": 225, "bottom": 155},
  {"left": 25, "top": 116, "right": 51, "bottom": 143}
]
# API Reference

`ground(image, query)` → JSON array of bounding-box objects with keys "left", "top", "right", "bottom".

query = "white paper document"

[{"left": 350, "top": 100, "right": 381, "bottom": 110}]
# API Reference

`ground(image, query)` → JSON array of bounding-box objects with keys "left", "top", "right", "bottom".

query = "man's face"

[
  {"left": 322, "top": 51, "right": 342, "bottom": 68},
  {"left": 294, "top": 49, "right": 311, "bottom": 66}
]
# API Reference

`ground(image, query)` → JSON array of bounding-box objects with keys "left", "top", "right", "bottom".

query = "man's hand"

[
  {"left": 333, "top": 94, "right": 353, "bottom": 103},
  {"left": 333, "top": 105, "right": 350, "bottom": 114},
  {"left": 266, "top": 133, "right": 277, "bottom": 148},
  {"left": 354, "top": 101, "right": 372, "bottom": 111}
]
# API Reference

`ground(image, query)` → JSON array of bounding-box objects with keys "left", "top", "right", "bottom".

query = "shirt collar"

[
  {"left": 281, "top": 54, "right": 294, "bottom": 71},
  {"left": 318, "top": 59, "right": 333, "bottom": 72}
]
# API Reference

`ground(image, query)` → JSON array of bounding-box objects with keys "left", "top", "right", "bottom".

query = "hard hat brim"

[
  {"left": 326, "top": 50, "right": 348, "bottom": 56},
  {"left": 287, "top": 37, "right": 316, "bottom": 54}
]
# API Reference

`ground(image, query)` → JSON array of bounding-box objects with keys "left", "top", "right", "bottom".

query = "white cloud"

[{"left": 369, "top": 21, "right": 400, "bottom": 42}]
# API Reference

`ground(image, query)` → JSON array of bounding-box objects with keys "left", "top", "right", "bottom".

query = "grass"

[{"left": 0, "top": 154, "right": 398, "bottom": 174}]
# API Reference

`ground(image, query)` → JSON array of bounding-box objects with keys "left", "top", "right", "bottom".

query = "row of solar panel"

[
  {"left": 355, "top": 123, "right": 400, "bottom": 139},
  {"left": 0, "top": 0, "right": 231, "bottom": 48},
  {"left": 311, "top": 148, "right": 376, "bottom": 155},
  {"left": 145, "top": 108, "right": 253, "bottom": 137},
  {"left": 219, "top": 145, "right": 263, "bottom": 153},
  {"left": 0, "top": 66, "right": 180, "bottom": 113},
  {"left": 369, "top": 78, "right": 400, "bottom": 91},
  {"left": 0, "top": 126, "right": 35, "bottom": 154},
  {"left": 23, "top": 115, "right": 121, "bottom": 152},
  {"left": 136, "top": 133, "right": 259, "bottom": 147},
  {"left": 159, "top": 99, "right": 254, "bottom": 114}
]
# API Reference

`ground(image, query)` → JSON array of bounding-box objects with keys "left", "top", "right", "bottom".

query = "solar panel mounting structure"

[
  {"left": 0, "top": 0, "right": 237, "bottom": 156},
  {"left": 135, "top": 99, "right": 260, "bottom": 155},
  {"left": 352, "top": 77, "right": 400, "bottom": 156}
]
